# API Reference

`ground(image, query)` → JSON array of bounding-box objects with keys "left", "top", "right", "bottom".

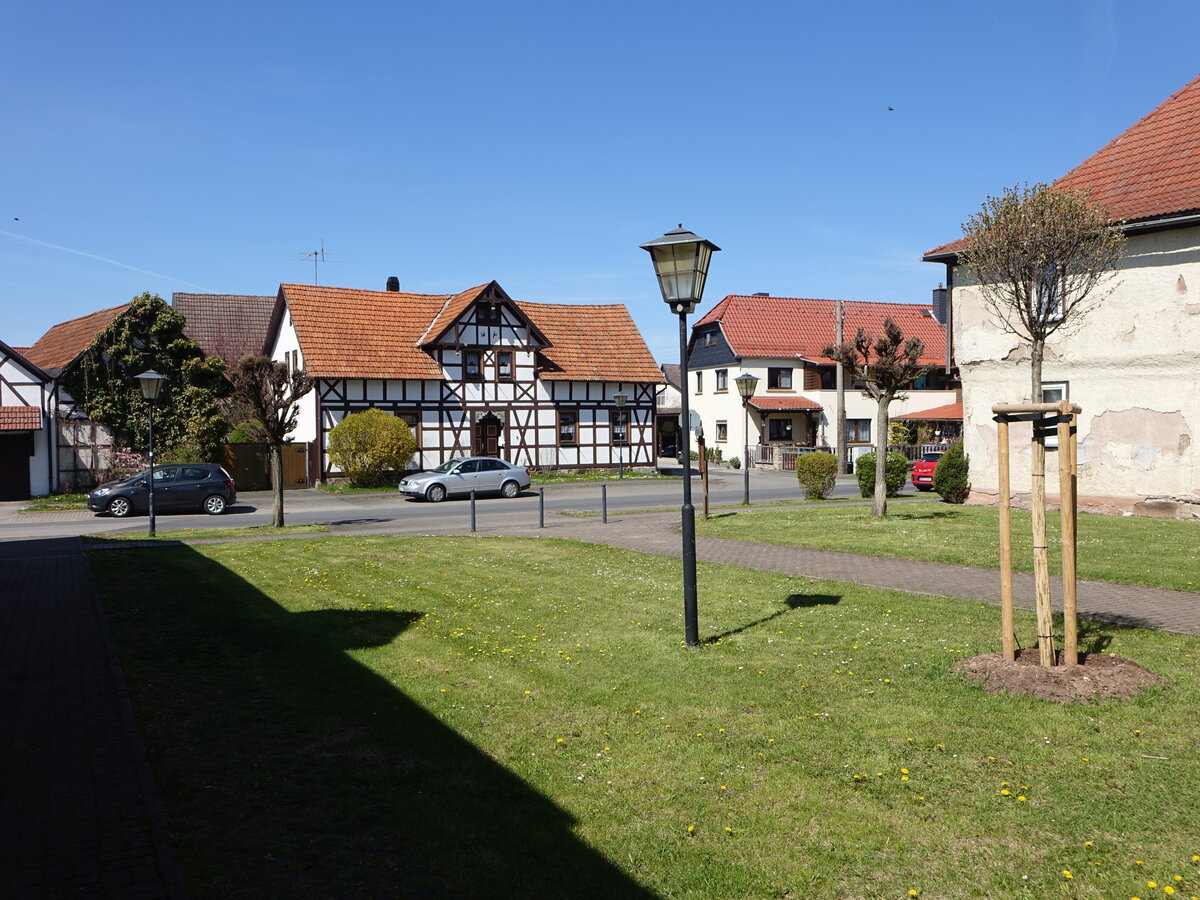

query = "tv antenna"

[{"left": 296, "top": 240, "right": 330, "bottom": 285}]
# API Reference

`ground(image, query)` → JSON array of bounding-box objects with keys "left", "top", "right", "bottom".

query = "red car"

[{"left": 911, "top": 451, "right": 944, "bottom": 491}]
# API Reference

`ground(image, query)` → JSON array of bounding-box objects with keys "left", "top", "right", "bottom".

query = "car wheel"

[
  {"left": 108, "top": 496, "right": 133, "bottom": 518},
  {"left": 203, "top": 494, "right": 227, "bottom": 515},
  {"left": 500, "top": 480, "right": 520, "bottom": 499},
  {"left": 426, "top": 484, "right": 447, "bottom": 503}
]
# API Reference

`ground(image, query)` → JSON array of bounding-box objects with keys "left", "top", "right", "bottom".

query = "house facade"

[
  {"left": 685, "top": 293, "right": 958, "bottom": 468},
  {"left": 925, "top": 74, "right": 1200, "bottom": 517},
  {"left": 267, "top": 279, "right": 663, "bottom": 478},
  {"left": 0, "top": 341, "right": 53, "bottom": 499}
]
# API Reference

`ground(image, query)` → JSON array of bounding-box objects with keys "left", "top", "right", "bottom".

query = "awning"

[
  {"left": 747, "top": 396, "right": 822, "bottom": 412},
  {"left": 0, "top": 407, "right": 42, "bottom": 431}
]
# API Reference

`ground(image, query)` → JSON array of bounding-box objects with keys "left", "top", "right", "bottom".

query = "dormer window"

[{"left": 478, "top": 304, "right": 501, "bottom": 326}]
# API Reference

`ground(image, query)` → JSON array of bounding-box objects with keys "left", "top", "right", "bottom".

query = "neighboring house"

[
  {"left": 0, "top": 341, "right": 53, "bottom": 499},
  {"left": 23, "top": 303, "right": 131, "bottom": 492},
  {"left": 655, "top": 363, "right": 682, "bottom": 457},
  {"left": 686, "top": 293, "right": 958, "bottom": 468},
  {"left": 266, "top": 278, "right": 663, "bottom": 479},
  {"left": 173, "top": 293, "right": 276, "bottom": 365},
  {"left": 924, "top": 74, "right": 1200, "bottom": 517}
]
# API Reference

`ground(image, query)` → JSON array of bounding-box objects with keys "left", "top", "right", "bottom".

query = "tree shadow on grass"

[
  {"left": 92, "top": 546, "right": 655, "bottom": 899},
  {"left": 702, "top": 591, "right": 841, "bottom": 644}
]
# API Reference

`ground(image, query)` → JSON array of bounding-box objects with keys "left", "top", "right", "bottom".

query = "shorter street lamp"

[
  {"left": 640, "top": 225, "right": 720, "bottom": 647},
  {"left": 136, "top": 369, "right": 167, "bottom": 536},
  {"left": 735, "top": 372, "right": 759, "bottom": 505},
  {"left": 612, "top": 392, "right": 628, "bottom": 478}
]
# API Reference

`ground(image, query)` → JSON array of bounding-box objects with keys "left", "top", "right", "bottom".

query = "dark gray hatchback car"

[{"left": 88, "top": 464, "right": 237, "bottom": 517}]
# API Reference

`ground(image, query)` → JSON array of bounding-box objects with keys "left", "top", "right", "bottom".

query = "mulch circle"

[{"left": 956, "top": 649, "right": 1164, "bottom": 703}]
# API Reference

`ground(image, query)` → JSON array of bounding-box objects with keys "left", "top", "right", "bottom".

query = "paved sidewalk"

[
  {"left": 0, "top": 537, "right": 185, "bottom": 899},
  {"left": 479, "top": 510, "right": 1200, "bottom": 636}
]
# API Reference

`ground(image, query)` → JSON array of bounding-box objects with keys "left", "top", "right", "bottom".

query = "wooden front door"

[{"left": 475, "top": 412, "right": 503, "bottom": 457}]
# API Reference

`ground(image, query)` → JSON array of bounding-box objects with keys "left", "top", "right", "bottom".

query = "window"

[
  {"left": 478, "top": 304, "right": 501, "bottom": 326},
  {"left": 695, "top": 371, "right": 703, "bottom": 393},
  {"left": 819, "top": 367, "right": 836, "bottom": 389},
  {"left": 612, "top": 410, "right": 628, "bottom": 445},
  {"left": 703, "top": 332, "right": 715, "bottom": 346},
  {"left": 846, "top": 419, "right": 870, "bottom": 442},
  {"left": 496, "top": 351, "right": 513, "bottom": 381},
  {"left": 715, "top": 369, "right": 728, "bottom": 391},
  {"left": 716, "top": 421, "right": 728, "bottom": 442},
  {"left": 768, "top": 419, "right": 793, "bottom": 441},
  {"left": 767, "top": 367, "right": 792, "bottom": 389},
  {"left": 559, "top": 411, "right": 577, "bottom": 446},
  {"left": 464, "top": 350, "right": 482, "bottom": 381}
]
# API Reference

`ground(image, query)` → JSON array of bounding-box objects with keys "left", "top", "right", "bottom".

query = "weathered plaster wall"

[{"left": 953, "top": 227, "right": 1200, "bottom": 516}]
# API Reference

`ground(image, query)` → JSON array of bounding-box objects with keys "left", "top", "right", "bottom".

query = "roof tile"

[
  {"left": 173, "top": 293, "right": 277, "bottom": 363},
  {"left": 0, "top": 407, "right": 42, "bottom": 430},
  {"left": 25, "top": 303, "right": 130, "bottom": 374}
]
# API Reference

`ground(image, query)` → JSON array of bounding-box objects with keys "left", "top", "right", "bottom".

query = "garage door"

[{"left": 0, "top": 434, "right": 32, "bottom": 500}]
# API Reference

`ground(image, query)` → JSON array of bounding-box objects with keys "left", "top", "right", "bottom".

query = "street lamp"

[
  {"left": 136, "top": 369, "right": 167, "bottom": 536},
  {"left": 640, "top": 225, "right": 720, "bottom": 647},
  {"left": 735, "top": 372, "right": 759, "bottom": 505},
  {"left": 612, "top": 392, "right": 628, "bottom": 479}
]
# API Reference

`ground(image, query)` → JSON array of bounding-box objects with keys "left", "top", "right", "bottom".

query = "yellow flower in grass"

[
  {"left": 1063, "top": 869, "right": 1073, "bottom": 879},
  {"left": 908, "top": 891, "right": 919, "bottom": 897},
  {"left": 686, "top": 825, "right": 694, "bottom": 834}
]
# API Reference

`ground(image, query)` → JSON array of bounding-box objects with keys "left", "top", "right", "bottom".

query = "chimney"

[
  {"left": 931, "top": 284, "right": 948, "bottom": 325},
  {"left": 386, "top": 276, "right": 400, "bottom": 292}
]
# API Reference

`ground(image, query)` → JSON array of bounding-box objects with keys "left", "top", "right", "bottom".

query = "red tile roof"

[
  {"left": 696, "top": 295, "right": 947, "bottom": 366},
  {"left": 0, "top": 407, "right": 42, "bottom": 430},
  {"left": 173, "top": 293, "right": 277, "bottom": 363},
  {"left": 748, "top": 396, "right": 822, "bottom": 412},
  {"left": 926, "top": 74, "right": 1200, "bottom": 257},
  {"left": 894, "top": 400, "right": 962, "bottom": 421},
  {"left": 24, "top": 303, "right": 131, "bottom": 374},
  {"left": 280, "top": 282, "right": 662, "bottom": 383}
]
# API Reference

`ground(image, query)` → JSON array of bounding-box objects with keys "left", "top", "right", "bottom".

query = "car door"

[
  {"left": 476, "top": 459, "right": 508, "bottom": 493},
  {"left": 169, "top": 465, "right": 209, "bottom": 511},
  {"left": 450, "top": 459, "right": 482, "bottom": 495},
  {"left": 148, "top": 466, "right": 181, "bottom": 510}
]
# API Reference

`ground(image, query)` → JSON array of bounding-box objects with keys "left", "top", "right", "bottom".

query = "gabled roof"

[
  {"left": 279, "top": 282, "right": 663, "bottom": 383},
  {"left": 894, "top": 400, "right": 963, "bottom": 421},
  {"left": 748, "top": 396, "right": 822, "bottom": 412},
  {"left": 695, "top": 295, "right": 947, "bottom": 366},
  {"left": 0, "top": 340, "right": 49, "bottom": 382},
  {"left": 173, "top": 293, "right": 276, "bottom": 364},
  {"left": 926, "top": 74, "right": 1200, "bottom": 258},
  {"left": 24, "top": 303, "right": 131, "bottom": 375}
]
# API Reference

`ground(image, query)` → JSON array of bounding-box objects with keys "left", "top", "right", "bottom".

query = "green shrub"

[
  {"left": 795, "top": 451, "right": 838, "bottom": 499},
  {"left": 934, "top": 439, "right": 971, "bottom": 503},
  {"left": 327, "top": 409, "right": 417, "bottom": 486},
  {"left": 729, "top": 456, "right": 741, "bottom": 470},
  {"left": 854, "top": 451, "right": 909, "bottom": 498}
]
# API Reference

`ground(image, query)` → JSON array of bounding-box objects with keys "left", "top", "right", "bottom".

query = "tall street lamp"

[
  {"left": 640, "top": 225, "right": 720, "bottom": 647},
  {"left": 612, "top": 392, "right": 628, "bottom": 478},
  {"left": 136, "top": 369, "right": 167, "bottom": 536},
  {"left": 735, "top": 372, "right": 759, "bottom": 505}
]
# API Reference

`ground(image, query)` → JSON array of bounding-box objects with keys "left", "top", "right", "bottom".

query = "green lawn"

[
  {"left": 83, "top": 523, "right": 328, "bottom": 542},
  {"left": 20, "top": 493, "right": 87, "bottom": 511},
  {"left": 695, "top": 503, "right": 1200, "bottom": 593},
  {"left": 90, "top": 536, "right": 1200, "bottom": 899}
]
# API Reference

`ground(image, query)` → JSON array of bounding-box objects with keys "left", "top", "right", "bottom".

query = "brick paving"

[{"left": 0, "top": 537, "right": 184, "bottom": 899}]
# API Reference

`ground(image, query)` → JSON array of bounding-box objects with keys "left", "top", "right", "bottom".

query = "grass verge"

[
  {"left": 85, "top": 523, "right": 328, "bottom": 542},
  {"left": 21, "top": 493, "right": 88, "bottom": 511},
  {"left": 695, "top": 503, "right": 1200, "bottom": 593},
  {"left": 90, "top": 535, "right": 1200, "bottom": 898}
]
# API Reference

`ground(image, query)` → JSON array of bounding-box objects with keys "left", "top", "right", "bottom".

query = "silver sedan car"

[{"left": 398, "top": 457, "right": 532, "bottom": 502}]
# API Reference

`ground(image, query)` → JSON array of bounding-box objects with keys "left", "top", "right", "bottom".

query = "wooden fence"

[{"left": 220, "top": 443, "right": 310, "bottom": 491}]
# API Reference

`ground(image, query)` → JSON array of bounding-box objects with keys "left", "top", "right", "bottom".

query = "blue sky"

[{"left": 3, "top": 0, "right": 1198, "bottom": 362}]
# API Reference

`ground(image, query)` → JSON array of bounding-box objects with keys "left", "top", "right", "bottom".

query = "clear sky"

[{"left": 3, "top": 0, "right": 1198, "bottom": 362}]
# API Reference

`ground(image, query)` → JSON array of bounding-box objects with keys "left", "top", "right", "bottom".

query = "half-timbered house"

[
  {"left": 0, "top": 340, "right": 53, "bottom": 499},
  {"left": 267, "top": 279, "right": 663, "bottom": 479}
]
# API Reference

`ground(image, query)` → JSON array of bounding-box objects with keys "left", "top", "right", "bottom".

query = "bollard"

[
  {"left": 602, "top": 484, "right": 607, "bottom": 523},
  {"left": 470, "top": 490, "right": 476, "bottom": 532},
  {"left": 539, "top": 487, "right": 545, "bottom": 528}
]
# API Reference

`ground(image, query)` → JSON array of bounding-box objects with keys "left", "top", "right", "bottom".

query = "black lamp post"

[
  {"left": 640, "top": 225, "right": 720, "bottom": 647},
  {"left": 735, "top": 372, "right": 759, "bottom": 505},
  {"left": 136, "top": 369, "right": 167, "bottom": 536},
  {"left": 612, "top": 392, "right": 628, "bottom": 478}
]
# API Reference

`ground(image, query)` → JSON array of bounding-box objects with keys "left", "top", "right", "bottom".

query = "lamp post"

[
  {"left": 136, "top": 369, "right": 167, "bottom": 536},
  {"left": 612, "top": 392, "right": 628, "bottom": 478},
  {"left": 735, "top": 372, "right": 759, "bottom": 505},
  {"left": 640, "top": 225, "right": 720, "bottom": 647}
]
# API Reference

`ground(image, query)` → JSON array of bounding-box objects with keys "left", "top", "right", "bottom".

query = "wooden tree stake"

[
  {"left": 996, "top": 416, "right": 1016, "bottom": 661},
  {"left": 1058, "top": 400, "right": 1079, "bottom": 665}
]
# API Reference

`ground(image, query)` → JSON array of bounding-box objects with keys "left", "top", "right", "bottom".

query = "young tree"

[
  {"left": 824, "top": 319, "right": 934, "bottom": 518},
  {"left": 227, "top": 355, "right": 313, "bottom": 528},
  {"left": 64, "top": 292, "right": 228, "bottom": 460},
  {"left": 960, "top": 183, "right": 1125, "bottom": 399}
]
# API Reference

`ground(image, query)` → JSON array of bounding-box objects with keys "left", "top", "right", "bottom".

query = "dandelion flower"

[
  {"left": 556, "top": 738, "right": 564, "bottom": 743},
  {"left": 1017, "top": 795, "right": 1027, "bottom": 802},
  {"left": 724, "top": 827, "right": 733, "bottom": 834},
  {"left": 1063, "top": 869, "right": 1073, "bottom": 879},
  {"left": 1085, "top": 841, "right": 1094, "bottom": 847},
  {"left": 909, "top": 891, "right": 919, "bottom": 897},
  {"left": 686, "top": 825, "right": 694, "bottom": 833}
]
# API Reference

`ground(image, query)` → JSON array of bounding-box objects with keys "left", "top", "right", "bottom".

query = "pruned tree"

[
  {"left": 227, "top": 355, "right": 313, "bottom": 528},
  {"left": 960, "top": 183, "right": 1125, "bottom": 399},
  {"left": 824, "top": 319, "right": 934, "bottom": 518}
]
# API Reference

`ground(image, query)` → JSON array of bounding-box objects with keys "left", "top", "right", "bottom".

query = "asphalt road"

[{"left": 0, "top": 468, "right": 892, "bottom": 542}]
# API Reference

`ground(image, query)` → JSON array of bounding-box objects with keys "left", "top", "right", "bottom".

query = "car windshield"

[
  {"left": 432, "top": 459, "right": 465, "bottom": 474},
  {"left": 921, "top": 453, "right": 943, "bottom": 462}
]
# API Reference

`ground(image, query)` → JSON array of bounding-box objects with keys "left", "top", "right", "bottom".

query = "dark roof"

[
  {"left": 24, "top": 303, "right": 131, "bottom": 375},
  {"left": 173, "top": 293, "right": 277, "bottom": 363},
  {"left": 695, "top": 295, "right": 947, "bottom": 366},
  {"left": 926, "top": 74, "right": 1200, "bottom": 258},
  {"left": 661, "top": 364, "right": 682, "bottom": 389}
]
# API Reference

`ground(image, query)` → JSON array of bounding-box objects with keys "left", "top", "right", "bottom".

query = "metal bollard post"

[
  {"left": 539, "top": 487, "right": 545, "bottom": 528},
  {"left": 602, "top": 484, "right": 607, "bottom": 523},
  {"left": 470, "top": 490, "right": 476, "bottom": 532}
]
